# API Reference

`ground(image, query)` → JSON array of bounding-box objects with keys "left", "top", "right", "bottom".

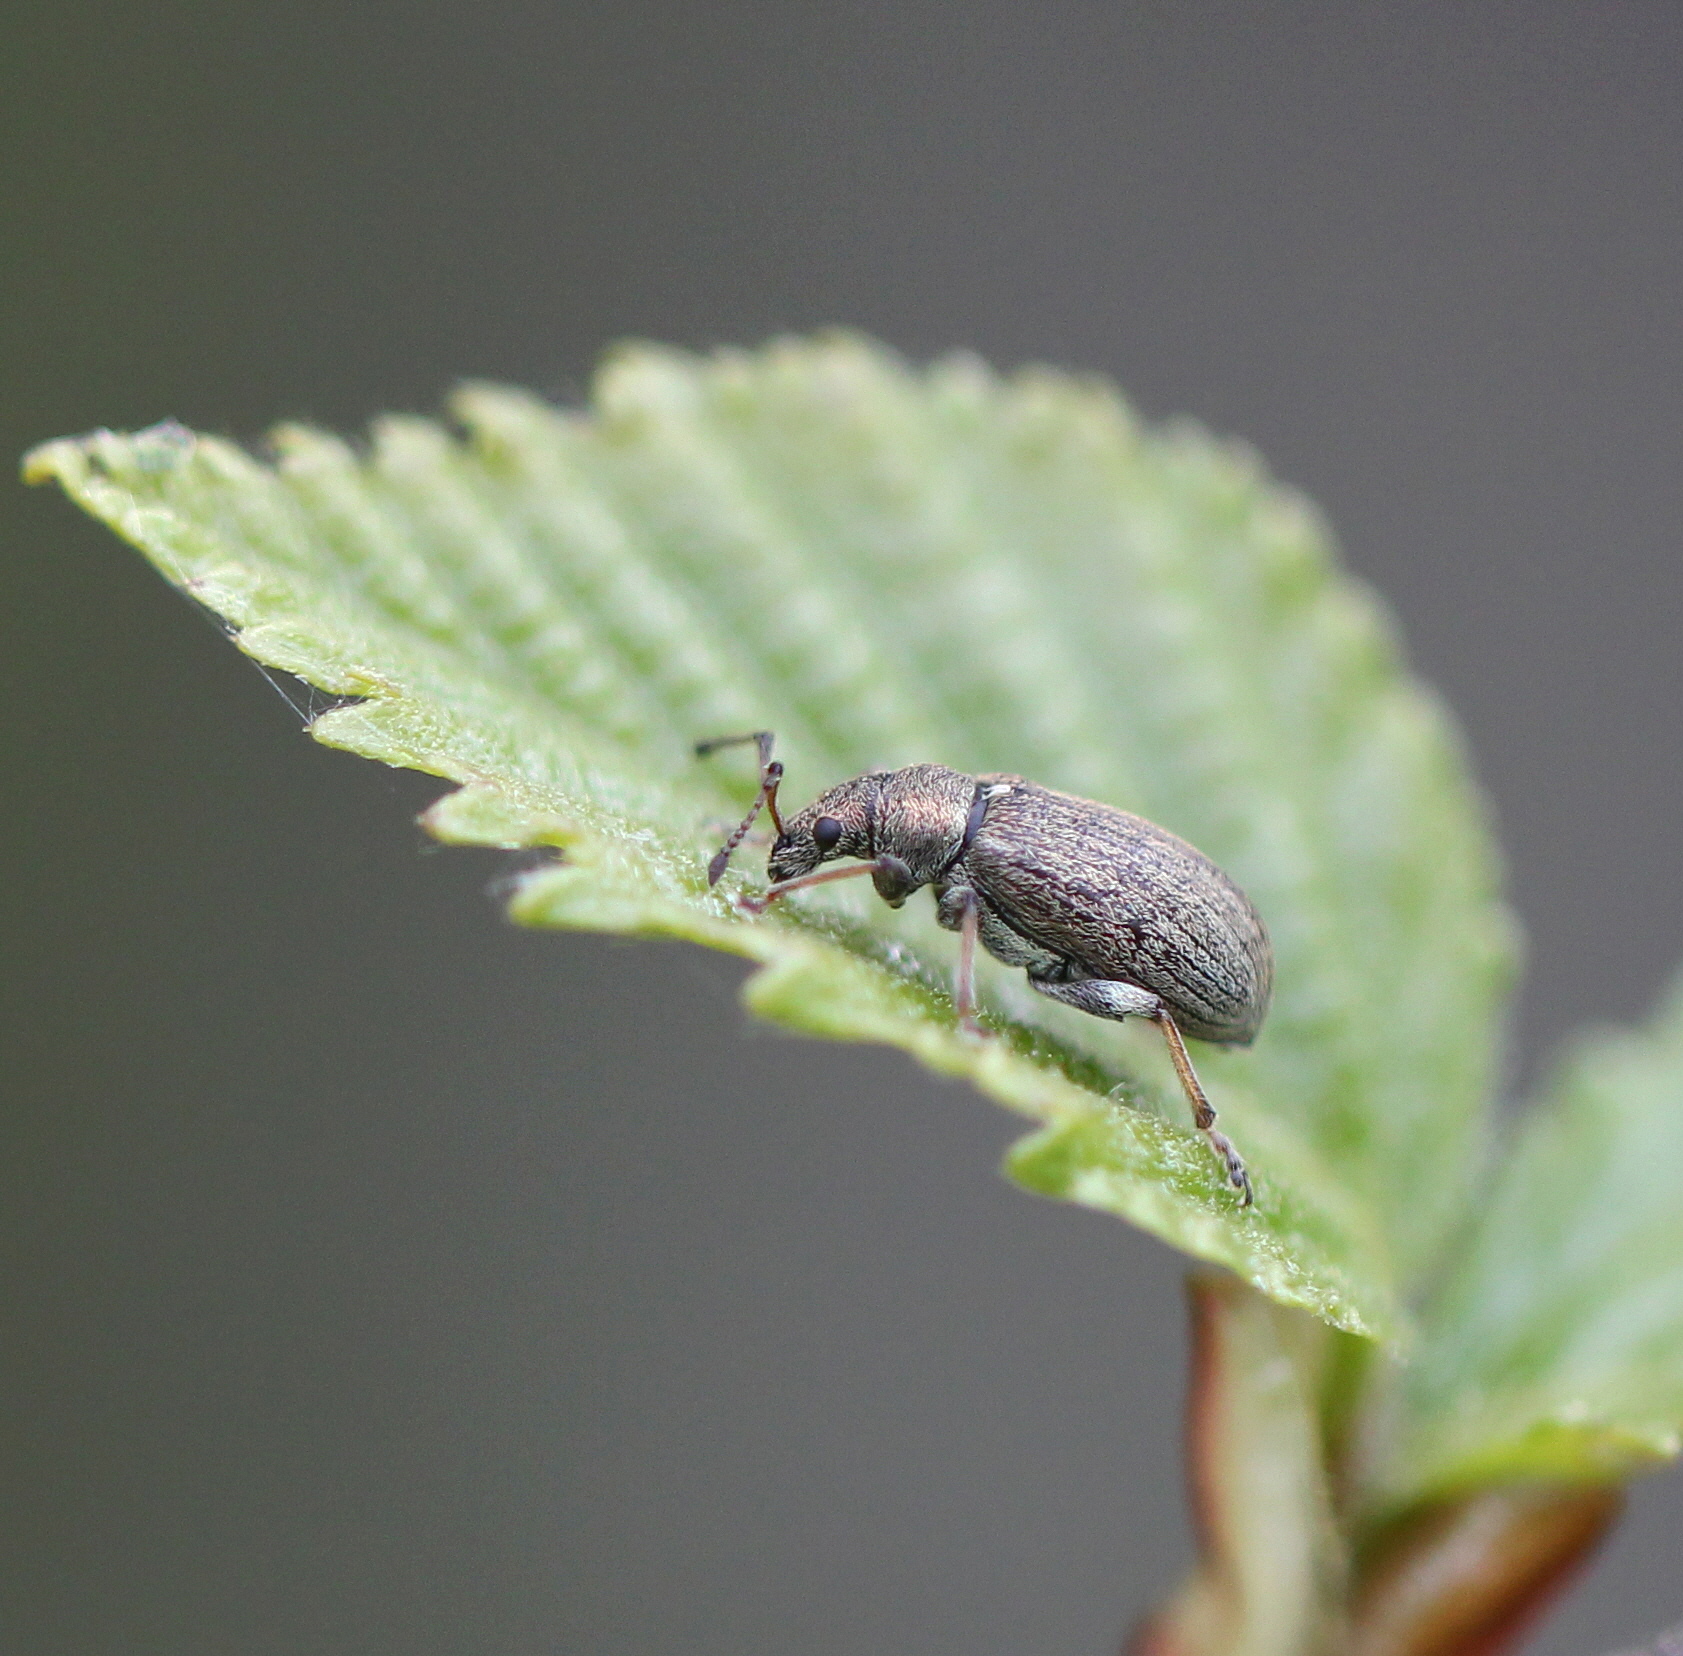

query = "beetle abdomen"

[{"left": 963, "top": 780, "right": 1272, "bottom": 1045}]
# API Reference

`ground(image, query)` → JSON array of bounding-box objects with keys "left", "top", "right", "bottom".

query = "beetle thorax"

[{"left": 870, "top": 764, "right": 977, "bottom": 882}]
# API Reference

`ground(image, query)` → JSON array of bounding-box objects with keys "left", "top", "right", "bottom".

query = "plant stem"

[{"left": 1133, "top": 1276, "right": 1623, "bottom": 1656}]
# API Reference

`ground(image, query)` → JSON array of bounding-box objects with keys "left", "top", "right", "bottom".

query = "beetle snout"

[{"left": 766, "top": 835, "right": 798, "bottom": 883}]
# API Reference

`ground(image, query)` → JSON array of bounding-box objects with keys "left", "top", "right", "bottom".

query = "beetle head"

[
  {"left": 766, "top": 764, "right": 978, "bottom": 899},
  {"left": 767, "top": 775, "right": 881, "bottom": 883}
]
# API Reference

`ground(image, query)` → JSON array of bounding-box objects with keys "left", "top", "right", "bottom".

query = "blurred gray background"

[{"left": 4, "top": 5, "right": 1682, "bottom": 1652}]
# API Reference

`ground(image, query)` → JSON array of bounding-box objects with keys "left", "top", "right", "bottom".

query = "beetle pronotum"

[{"left": 698, "top": 733, "right": 1270, "bottom": 1206}]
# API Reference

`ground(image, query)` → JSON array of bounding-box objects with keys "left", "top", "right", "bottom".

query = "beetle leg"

[
  {"left": 1152, "top": 1008, "right": 1254, "bottom": 1208},
  {"left": 738, "top": 858, "right": 893, "bottom": 915},
  {"left": 950, "top": 888, "right": 986, "bottom": 1038},
  {"left": 1026, "top": 973, "right": 1253, "bottom": 1206},
  {"left": 1026, "top": 971, "right": 1160, "bottom": 1021}
]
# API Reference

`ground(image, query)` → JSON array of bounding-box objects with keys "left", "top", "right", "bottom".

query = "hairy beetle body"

[
  {"left": 699, "top": 735, "right": 1270, "bottom": 1205},
  {"left": 953, "top": 779, "right": 1271, "bottom": 1045}
]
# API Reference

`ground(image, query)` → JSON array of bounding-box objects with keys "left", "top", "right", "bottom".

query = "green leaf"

[
  {"left": 23, "top": 334, "right": 1514, "bottom": 1344},
  {"left": 1381, "top": 969, "right": 1683, "bottom": 1504}
]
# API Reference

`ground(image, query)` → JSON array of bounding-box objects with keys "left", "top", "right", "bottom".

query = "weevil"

[{"left": 697, "top": 732, "right": 1271, "bottom": 1206}]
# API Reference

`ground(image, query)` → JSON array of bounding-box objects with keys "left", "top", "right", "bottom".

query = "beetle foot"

[
  {"left": 1197, "top": 1120, "right": 1254, "bottom": 1207},
  {"left": 957, "top": 1013, "right": 992, "bottom": 1043},
  {"left": 1220, "top": 1146, "right": 1254, "bottom": 1208}
]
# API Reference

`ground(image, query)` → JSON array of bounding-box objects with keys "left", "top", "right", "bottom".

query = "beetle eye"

[{"left": 812, "top": 815, "right": 844, "bottom": 852}]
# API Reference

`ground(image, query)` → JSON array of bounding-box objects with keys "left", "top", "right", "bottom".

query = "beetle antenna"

[{"left": 697, "top": 731, "right": 785, "bottom": 884}]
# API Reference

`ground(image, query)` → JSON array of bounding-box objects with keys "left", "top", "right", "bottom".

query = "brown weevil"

[{"left": 697, "top": 732, "right": 1272, "bottom": 1206}]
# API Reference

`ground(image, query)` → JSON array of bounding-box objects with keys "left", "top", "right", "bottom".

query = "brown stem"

[
  {"left": 1130, "top": 1275, "right": 1626, "bottom": 1656},
  {"left": 1129, "top": 1275, "right": 1346, "bottom": 1656},
  {"left": 1349, "top": 1485, "right": 1625, "bottom": 1656}
]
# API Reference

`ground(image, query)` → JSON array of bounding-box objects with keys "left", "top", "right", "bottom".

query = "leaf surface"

[{"left": 24, "top": 335, "right": 1516, "bottom": 1342}]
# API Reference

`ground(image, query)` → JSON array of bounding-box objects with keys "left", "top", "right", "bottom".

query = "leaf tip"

[
  {"left": 20, "top": 437, "right": 74, "bottom": 487},
  {"left": 23, "top": 419, "right": 201, "bottom": 491}
]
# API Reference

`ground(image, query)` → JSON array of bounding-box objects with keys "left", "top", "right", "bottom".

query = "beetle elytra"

[{"left": 698, "top": 733, "right": 1271, "bottom": 1206}]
